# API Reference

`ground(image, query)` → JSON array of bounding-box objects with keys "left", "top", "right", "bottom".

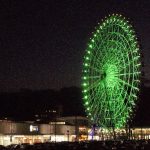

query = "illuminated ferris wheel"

[{"left": 82, "top": 14, "right": 141, "bottom": 128}]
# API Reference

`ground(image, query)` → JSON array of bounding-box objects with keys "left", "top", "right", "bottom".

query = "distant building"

[
  {"left": 34, "top": 105, "right": 63, "bottom": 122},
  {"left": 0, "top": 119, "right": 75, "bottom": 146}
]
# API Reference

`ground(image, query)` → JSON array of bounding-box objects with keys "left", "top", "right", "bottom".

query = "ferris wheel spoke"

[
  {"left": 93, "top": 92, "right": 106, "bottom": 119},
  {"left": 115, "top": 84, "right": 129, "bottom": 116},
  {"left": 93, "top": 40, "right": 102, "bottom": 51},
  {"left": 91, "top": 85, "right": 105, "bottom": 107},
  {"left": 94, "top": 34, "right": 113, "bottom": 55},
  {"left": 90, "top": 96, "right": 102, "bottom": 115},
  {"left": 89, "top": 52, "right": 101, "bottom": 63},
  {"left": 110, "top": 30, "right": 132, "bottom": 49},
  {"left": 106, "top": 33, "right": 134, "bottom": 68},
  {"left": 88, "top": 75, "right": 102, "bottom": 79},
  {"left": 98, "top": 41, "right": 124, "bottom": 67},
  {"left": 90, "top": 83, "right": 104, "bottom": 100},
  {"left": 119, "top": 57, "right": 140, "bottom": 71},
  {"left": 117, "top": 78, "right": 139, "bottom": 91},
  {"left": 109, "top": 81, "right": 133, "bottom": 119},
  {"left": 118, "top": 78, "right": 132, "bottom": 88},
  {"left": 108, "top": 39, "right": 130, "bottom": 61},
  {"left": 87, "top": 79, "right": 101, "bottom": 91},
  {"left": 116, "top": 72, "right": 140, "bottom": 77},
  {"left": 88, "top": 65, "right": 101, "bottom": 73},
  {"left": 90, "top": 50, "right": 105, "bottom": 69}
]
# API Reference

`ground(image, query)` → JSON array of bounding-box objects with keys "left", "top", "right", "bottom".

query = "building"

[
  {"left": 57, "top": 116, "right": 89, "bottom": 141},
  {"left": 0, "top": 116, "right": 89, "bottom": 146},
  {"left": 0, "top": 117, "right": 150, "bottom": 146},
  {"left": 0, "top": 119, "right": 76, "bottom": 146}
]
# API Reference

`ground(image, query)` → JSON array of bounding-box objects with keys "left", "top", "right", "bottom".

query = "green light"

[
  {"left": 86, "top": 57, "right": 89, "bottom": 60},
  {"left": 87, "top": 51, "right": 91, "bottom": 54},
  {"left": 83, "top": 76, "right": 87, "bottom": 80},
  {"left": 91, "top": 39, "right": 94, "bottom": 42},
  {"left": 85, "top": 101, "right": 89, "bottom": 105},
  {"left": 84, "top": 95, "right": 88, "bottom": 99},
  {"left": 83, "top": 83, "right": 87, "bottom": 86},
  {"left": 89, "top": 44, "right": 92, "bottom": 48},
  {"left": 83, "top": 89, "right": 87, "bottom": 93},
  {"left": 84, "top": 63, "right": 88, "bottom": 67}
]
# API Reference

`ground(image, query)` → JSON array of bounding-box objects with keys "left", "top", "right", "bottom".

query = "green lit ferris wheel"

[{"left": 82, "top": 14, "right": 141, "bottom": 129}]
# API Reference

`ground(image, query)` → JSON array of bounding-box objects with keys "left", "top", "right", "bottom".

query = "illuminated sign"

[{"left": 30, "top": 125, "right": 38, "bottom": 132}]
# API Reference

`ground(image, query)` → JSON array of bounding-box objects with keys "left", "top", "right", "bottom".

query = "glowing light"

[
  {"left": 86, "top": 57, "right": 89, "bottom": 60},
  {"left": 83, "top": 76, "right": 87, "bottom": 80},
  {"left": 84, "top": 63, "right": 88, "bottom": 67},
  {"left": 87, "top": 51, "right": 91, "bottom": 54},
  {"left": 85, "top": 101, "right": 89, "bottom": 105},
  {"left": 83, "top": 83, "right": 87, "bottom": 86},
  {"left": 83, "top": 89, "right": 87, "bottom": 93},
  {"left": 84, "top": 95, "right": 88, "bottom": 99},
  {"left": 89, "top": 44, "right": 92, "bottom": 48}
]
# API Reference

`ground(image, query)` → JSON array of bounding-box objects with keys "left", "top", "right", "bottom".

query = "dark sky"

[{"left": 0, "top": 0, "right": 149, "bottom": 91}]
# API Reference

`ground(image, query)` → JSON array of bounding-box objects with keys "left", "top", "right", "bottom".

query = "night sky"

[{"left": 0, "top": 0, "right": 149, "bottom": 91}]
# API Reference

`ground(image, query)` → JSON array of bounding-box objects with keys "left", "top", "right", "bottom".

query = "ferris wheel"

[{"left": 82, "top": 14, "right": 141, "bottom": 128}]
